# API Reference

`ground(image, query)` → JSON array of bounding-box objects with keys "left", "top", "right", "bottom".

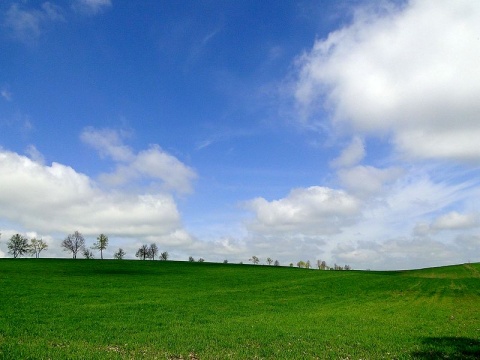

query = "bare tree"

[
  {"left": 249, "top": 256, "right": 259, "bottom": 265},
  {"left": 160, "top": 251, "right": 169, "bottom": 261},
  {"left": 61, "top": 231, "right": 85, "bottom": 259},
  {"left": 92, "top": 234, "right": 108, "bottom": 259},
  {"left": 114, "top": 248, "right": 126, "bottom": 259},
  {"left": 266, "top": 257, "right": 273, "bottom": 265},
  {"left": 136, "top": 244, "right": 149, "bottom": 260},
  {"left": 29, "top": 238, "right": 48, "bottom": 258},
  {"left": 305, "top": 260, "right": 311, "bottom": 269},
  {"left": 197, "top": 257, "right": 204, "bottom": 262},
  {"left": 188, "top": 256, "right": 195, "bottom": 262},
  {"left": 7, "top": 234, "right": 30, "bottom": 258},
  {"left": 149, "top": 243, "right": 158, "bottom": 260}
]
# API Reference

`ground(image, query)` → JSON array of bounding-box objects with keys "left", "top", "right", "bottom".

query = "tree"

[
  {"left": 223, "top": 259, "right": 228, "bottom": 264},
  {"left": 188, "top": 256, "right": 195, "bottom": 262},
  {"left": 266, "top": 257, "right": 273, "bottom": 265},
  {"left": 149, "top": 243, "right": 158, "bottom": 260},
  {"left": 249, "top": 256, "right": 259, "bottom": 265},
  {"left": 305, "top": 260, "right": 311, "bottom": 269},
  {"left": 114, "top": 248, "right": 126, "bottom": 259},
  {"left": 61, "top": 231, "right": 85, "bottom": 259},
  {"left": 7, "top": 234, "right": 30, "bottom": 258},
  {"left": 274, "top": 260, "right": 280, "bottom": 266},
  {"left": 197, "top": 257, "right": 204, "bottom": 262},
  {"left": 92, "top": 234, "right": 108, "bottom": 259},
  {"left": 136, "top": 244, "right": 149, "bottom": 260},
  {"left": 160, "top": 251, "right": 169, "bottom": 261},
  {"left": 29, "top": 238, "right": 48, "bottom": 258},
  {"left": 83, "top": 248, "right": 94, "bottom": 259},
  {"left": 317, "top": 260, "right": 327, "bottom": 270},
  {"left": 297, "top": 260, "right": 306, "bottom": 268}
]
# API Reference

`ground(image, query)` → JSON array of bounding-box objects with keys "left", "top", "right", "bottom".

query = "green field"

[{"left": 0, "top": 259, "right": 479, "bottom": 359}]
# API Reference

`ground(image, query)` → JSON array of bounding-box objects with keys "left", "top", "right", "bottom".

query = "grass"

[{"left": 0, "top": 259, "right": 479, "bottom": 359}]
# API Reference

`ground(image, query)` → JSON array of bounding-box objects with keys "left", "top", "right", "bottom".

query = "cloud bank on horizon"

[{"left": 1, "top": 0, "right": 479, "bottom": 269}]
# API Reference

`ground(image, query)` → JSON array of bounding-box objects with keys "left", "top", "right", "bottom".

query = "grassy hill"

[{"left": 0, "top": 259, "right": 479, "bottom": 359}]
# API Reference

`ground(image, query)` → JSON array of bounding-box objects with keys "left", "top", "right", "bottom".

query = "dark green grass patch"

[{"left": 0, "top": 259, "right": 479, "bottom": 359}]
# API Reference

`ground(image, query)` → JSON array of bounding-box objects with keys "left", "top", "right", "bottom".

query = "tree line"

[{"left": 1, "top": 231, "right": 351, "bottom": 269}]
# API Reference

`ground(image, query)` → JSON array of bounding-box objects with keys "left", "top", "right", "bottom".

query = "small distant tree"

[
  {"left": 289, "top": 263, "right": 294, "bottom": 267},
  {"left": 160, "top": 251, "right": 169, "bottom": 261},
  {"left": 266, "top": 257, "right": 273, "bottom": 265},
  {"left": 297, "top": 260, "right": 306, "bottom": 268},
  {"left": 29, "top": 238, "right": 48, "bottom": 258},
  {"left": 305, "top": 260, "right": 311, "bottom": 269},
  {"left": 274, "top": 260, "right": 280, "bottom": 266},
  {"left": 61, "top": 231, "right": 85, "bottom": 259},
  {"left": 249, "top": 256, "right": 259, "bottom": 265},
  {"left": 114, "top": 248, "right": 126, "bottom": 260},
  {"left": 223, "top": 259, "right": 228, "bottom": 264},
  {"left": 188, "top": 256, "right": 195, "bottom": 262},
  {"left": 83, "top": 248, "right": 94, "bottom": 259},
  {"left": 7, "top": 234, "right": 30, "bottom": 258},
  {"left": 198, "top": 257, "right": 205, "bottom": 262},
  {"left": 149, "top": 244, "right": 158, "bottom": 260},
  {"left": 344, "top": 264, "right": 352, "bottom": 270},
  {"left": 136, "top": 244, "right": 149, "bottom": 260},
  {"left": 92, "top": 234, "right": 108, "bottom": 259},
  {"left": 317, "top": 260, "right": 327, "bottom": 270}
]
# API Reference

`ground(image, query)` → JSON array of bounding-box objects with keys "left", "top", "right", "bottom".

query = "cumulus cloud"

[
  {"left": 295, "top": 0, "right": 480, "bottom": 163},
  {"left": 338, "top": 165, "right": 403, "bottom": 197},
  {"left": 333, "top": 237, "right": 461, "bottom": 270},
  {"left": 238, "top": 163, "right": 480, "bottom": 269},
  {"left": 432, "top": 211, "right": 479, "bottom": 231},
  {"left": 330, "top": 136, "right": 365, "bottom": 168},
  {"left": 81, "top": 127, "right": 197, "bottom": 194},
  {"left": 246, "top": 186, "right": 360, "bottom": 236},
  {"left": 414, "top": 211, "right": 480, "bottom": 236},
  {"left": 72, "top": 0, "right": 112, "bottom": 15},
  {"left": 0, "top": 149, "right": 186, "bottom": 240},
  {"left": 3, "top": 2, "right": 64, "bottom": 42}
]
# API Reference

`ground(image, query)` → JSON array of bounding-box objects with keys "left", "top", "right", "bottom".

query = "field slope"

[{"left": 0, "top": 259, "right": 479, "bottom": 359}]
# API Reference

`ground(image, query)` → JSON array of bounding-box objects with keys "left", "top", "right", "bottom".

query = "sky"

[{"left": 1, "top": 0, "right": 480, "bottom": 270}]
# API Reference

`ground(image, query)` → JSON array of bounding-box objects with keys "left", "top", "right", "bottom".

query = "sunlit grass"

[{"left": 0, "top": 259, "right": 479, "bottom": 359}]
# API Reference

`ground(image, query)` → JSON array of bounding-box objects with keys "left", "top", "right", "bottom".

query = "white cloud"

[
  {"left": 330, "top": 136, "right": 365, "bottom": 168},
  {"left": 72, "top": 0, "right": 112, "bottom": 15},
  {"left": 1, "top": 89, "right": 12, "bottom": 102},
  {"left": 337, "top": 165, "right": 404, "bottom": 197},
  {"left": 427, "top": 211, "right": 480, "bottom": 232},
  {"left": 3, "top": 2, "right": 64, "bottom": 42},
  {"left": 246, "top": 186, "right": 360, "bottom": 236},
  {"left": 25, "top": 145, "right": 45, "bottom": 165},
  {"left": 333, "top": 237, "right": 461, "bottom": 270},
  {"left": 80, "top": 127, "right": 134, "bottom": 162},
  {"left": 238, "top": 164, "right": 480, "bottom": 269},
  {"left": 81, "top": 127, "right": 197, "bottom": 194},
  {"left": 295, "top": 0, "right": 480, "bottom": 163},
  {"left": 432, "top": 211, "right": 479, "bottom": 231},
  {"left": 0, "top": 149, "right": 185, "bottom": 240}
]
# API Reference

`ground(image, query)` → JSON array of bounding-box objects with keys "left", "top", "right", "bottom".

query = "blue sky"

[{"left": 1, "top": 0, "right": 480, "bottom": 269}]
